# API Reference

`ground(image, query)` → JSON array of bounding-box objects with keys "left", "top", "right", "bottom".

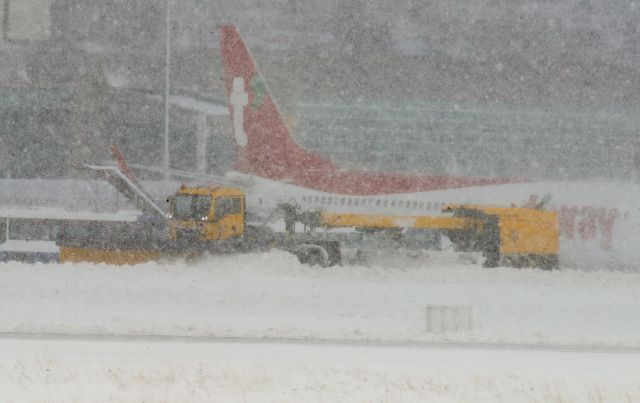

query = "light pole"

[{"left": 163, "top": 0, "right": 171, "bottom": 180}]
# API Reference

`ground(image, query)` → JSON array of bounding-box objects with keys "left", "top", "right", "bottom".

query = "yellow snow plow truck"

[{"left": 57, "top": 181, "right": 559, "bottom": 270}]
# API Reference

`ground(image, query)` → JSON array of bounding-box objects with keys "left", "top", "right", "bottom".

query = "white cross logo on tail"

[{"left": 230, "top": 77, "right": 248, "bottom": 146}]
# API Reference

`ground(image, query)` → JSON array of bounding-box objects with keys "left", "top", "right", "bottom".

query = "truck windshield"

[{"left": 170, "top": 194, "right": 211, "bottom": 220}]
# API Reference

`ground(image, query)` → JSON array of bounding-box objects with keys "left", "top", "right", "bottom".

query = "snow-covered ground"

[
  {"left": 1, "top": 250, "right": 639, "bottom": 346},
  {"left": 1, "top": 250, "right": 640, "bottom": 400},
  {"left": 2, "top": 337, "right": 640, "bottom": 402}
]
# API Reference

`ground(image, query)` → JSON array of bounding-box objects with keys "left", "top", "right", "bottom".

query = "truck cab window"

[
  {"left": 171, "top": 194, "right": 211, "bottom": 220},
  {"left": 215, "top": 197, "right": 242, "bottom": 221}
]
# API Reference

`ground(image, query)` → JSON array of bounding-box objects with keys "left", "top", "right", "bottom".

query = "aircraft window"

[
  {"left": 399, "top": 201, "right": 403, "bottom": 208},
  {"left": 419, "top": 202, "right": 424, "bottom": 209},
  {"left": 259, "top": 198, "right": 263, "bottom": 205},
  {"left": 302, "top": 196, "right": 306, "bottom": 202},
  {"left": 368, "top": 199, "right": 373, "bottom": 205},
  {"left": 427, "top": 202, "right": 432, "bottom": 210},
  {"left": 413, "top": 201, "right": 418, "bottom": 209},
  {"left": 348, "top": 198, "right": 352, "bottom": 206},
  {"left": 314, "top": 196, "right": 319, "bottom": 204},
  {"left": 384, "top": 200, "right": 388, "bottom": 207},
  {"left": 391, "top": 201, "right": 396, "bottom": 207},
  {"left": 327, "top": 197, "right": 332, "bottom": 204},
  {"left": 341, "top": 198, "right": 345, "bottom": 205},
  {"left": 321, "top": 197, "right": 326, "bottom": 205},
  {"left": 376, "top": 200, "right": 381, "bottom": 206}
]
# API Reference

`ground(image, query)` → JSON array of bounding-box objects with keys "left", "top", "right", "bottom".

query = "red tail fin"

[{"left": 218, "top": 24, "right": 335, "bottom": 179}]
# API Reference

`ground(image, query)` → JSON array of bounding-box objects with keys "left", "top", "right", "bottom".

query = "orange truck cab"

[{"left": 168, "top": 186, "right": 246, "bottom": 244}]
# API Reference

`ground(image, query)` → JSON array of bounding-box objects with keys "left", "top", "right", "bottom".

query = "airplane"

[
  {"left": 2, "top": 25, "right": 637, "bottom": 271},
  {"left": 218, "top": 24, "right": 518, "bottom": 196},
  {"left": 213, "top": 24, "right": 640, "bottom": 270}
]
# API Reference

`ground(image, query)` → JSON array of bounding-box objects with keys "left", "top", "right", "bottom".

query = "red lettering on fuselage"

[
  {"left": 536, "top": 196, "right": 621, "bottom": 250},
  {"left": 577, "top": 206, "right": 598, "bottom": 240},
  {"left": 557, "top": 205, "right": 579, "bottom": 239},
  {"left": 597, "top": 208, "right": 619, "bottom": 250}
]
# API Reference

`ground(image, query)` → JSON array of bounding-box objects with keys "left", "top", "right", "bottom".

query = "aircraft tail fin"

[{"left": 218, "top": 24, "right": 334, "bottom": 179}]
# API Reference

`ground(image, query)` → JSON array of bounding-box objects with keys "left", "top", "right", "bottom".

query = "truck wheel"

[
  {"left": 295, "top": 251, "right": 308, "bottom": 265},
  {"left": 295, "top": 244, "right": 330, "bottom": 267},
  {"left": 306, "top": 249, "right": 326, "bottom": 267}
]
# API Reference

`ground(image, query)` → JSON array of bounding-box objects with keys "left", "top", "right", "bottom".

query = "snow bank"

[{"left": 0, "top": 250, "right": 639, "bottom": 346}]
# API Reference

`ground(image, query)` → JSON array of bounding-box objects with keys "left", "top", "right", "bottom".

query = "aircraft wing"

[
  {"left": 126, "top": 163, "right": 227, "bottom": 182},
  {"left": 125, "top": 163, "right": 255, "bottom": 188}
]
